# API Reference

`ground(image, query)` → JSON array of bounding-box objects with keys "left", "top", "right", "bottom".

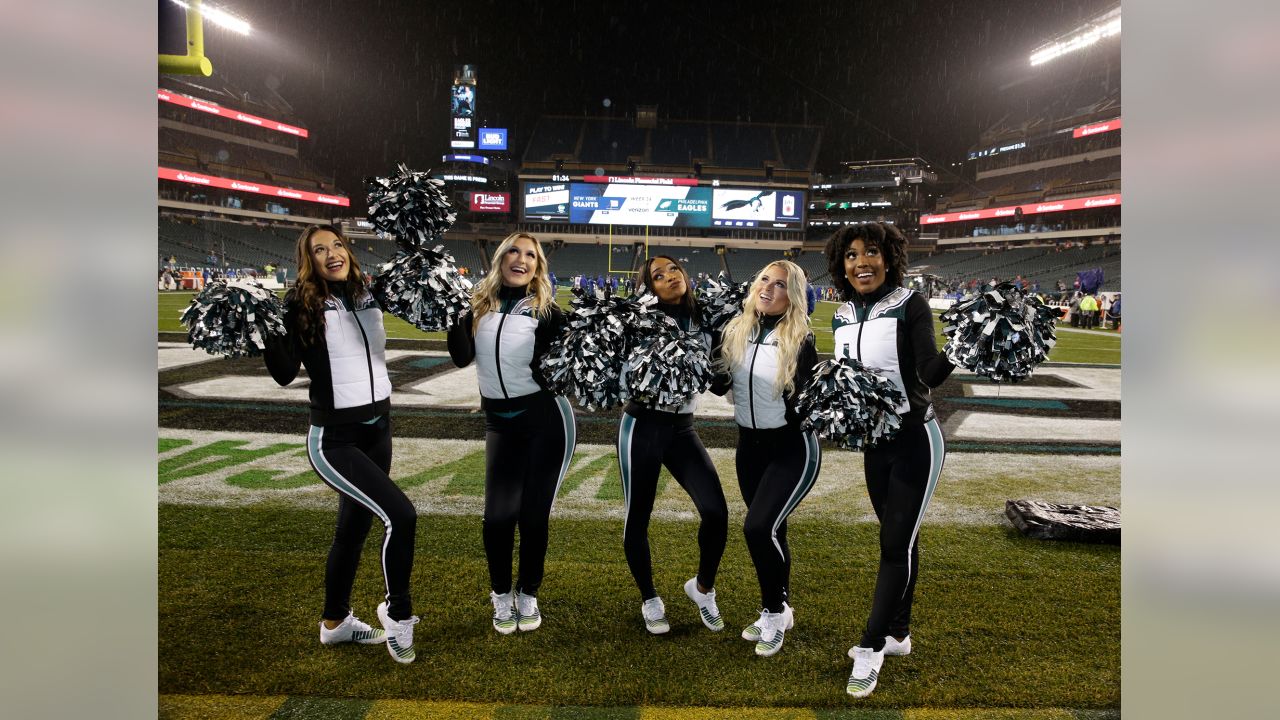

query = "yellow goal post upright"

[{"left": 606, "top": 224, "right": 649, "bottom": 275}]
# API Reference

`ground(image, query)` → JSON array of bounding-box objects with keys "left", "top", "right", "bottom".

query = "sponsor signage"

[
  {"left": 582, "top": 175, "right": 699, "bottom": 186},
  {"left": 570, "top": 183, "right": 713, "bottom": 227},
  {"left": 478, "top": 128, "right": 508, "bottom": 150},
  {"left": 469, "top": 192, "right": 510, "bottom": 213},
  {"left": 711, "top": 189, "right": 805, "bottom": 229},
  {"left": 1073, "top": 118, "right": 1122, "bottom": 138},
  {"left": 968, "top": 140, "right": 1028, "bottom": 161},
  {"left": 450, "top": 64, "right": 477, "bottom": 149},
  {"left": 158, "top": 167, "right": 350, "bottom": 206},
  {"left": 920, "top": 193, "right": 1121, "bottom": 225},
  {"left": 158, "top": 88, "right": 309, "bottom": 137},
  {"left": 522, "top": 182, "right": 571, "bottom": 221},
  {"left": 442, "top": 154, "right": 491, "bottom": 165}
]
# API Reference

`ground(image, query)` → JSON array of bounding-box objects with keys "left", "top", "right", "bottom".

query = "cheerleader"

[
  {"left": 714, "top": 260, "right": 821, "bottom": 657},
  {"left": 447, "top": 233, "right": 576, "bottom": 634},
  {"left": 824, "top": 223, "right": 954, "bottom": 697},
  {"left": 617, "top": 256, "right": 729, "bottom": 635},
  {"left": 262, "top": 224, "right": 418, "bottom": 664}
]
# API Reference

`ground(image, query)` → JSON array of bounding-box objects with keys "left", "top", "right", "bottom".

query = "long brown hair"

[
  {"left": 640, "top": 254, "right": 698, "bottom": 318},
  {"left": 290, "top": 224, "right": 367, "bottom": 345}
]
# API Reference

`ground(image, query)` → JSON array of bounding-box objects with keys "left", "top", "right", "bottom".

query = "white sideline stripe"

[
  {"left": 951, "top": 412, "right": 1119, "bottom": 442},
  {"left": 159, "top": 345, "right": 440, "bottom": 372}
]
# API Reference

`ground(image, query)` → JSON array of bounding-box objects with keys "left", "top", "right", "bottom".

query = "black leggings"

[
  {"left": 483, "top": 394, "right": 577, "bottom": 597},
  {"left": 859, "top": 417, "right": 946, "bottom": 649},
  {"left": 737, "top": 426, "right": 822, "bottom": 613},
  {"left": 616, "top": 410, "right": 728, "bottom": 600},
  {"left": 306, "top": 417, "right": 417, "bottom": 622}
]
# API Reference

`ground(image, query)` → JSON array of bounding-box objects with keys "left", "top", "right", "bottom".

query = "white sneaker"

[
  {"left": 846, "top": 646, "right": 884, "bottom": 698},
  {"left": 490, "top": 591, "right": 517, "bottom": 635},
  {"left": 515, "top": 591, "right": 541, "bottom": 632},
  {"left": 848, "top": 635, "right": 911, "bottom": 658},
  {"left": 754, "top": 610, "right": 789, "bottom": 657},
  {"left": 641, "top": 597, "right": 670, "bottom": 635},
  {"left": 375, "top": 602, "right": 418, "bottom": 664},
  {"left": 742, "top": 603, "right": 793, "bottom": 642},
  {"left": 683, "top": 577, "right": 724, "bottom": 632},
  {"left": 319, "top": 612, "right": 386, "bottom": 645}
]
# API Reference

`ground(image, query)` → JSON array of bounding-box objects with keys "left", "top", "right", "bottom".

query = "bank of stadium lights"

[
  {"left": 170, "top": 0, "right": 251, "bottom": 35},
  {"left": 1029, "top": 10, "right": 1119, "bottom": 66}
]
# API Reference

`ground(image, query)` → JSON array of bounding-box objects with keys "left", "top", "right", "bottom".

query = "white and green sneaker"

[
  {"left": 683, "top": 577, "right": 724, "bottom": 632},
  {"left": 846, "top": 646, "right": 884, "bottom": 698},
  {"left": 319, "top": 611, "right": 386, "bottom": 645},
  {"left": 850, "top": 635, "right": 911, "bottom": 658},
  {"left": 641, "top": 596, "right": 670, "bottom": 635},
  {"left": 375, "top": 602, "right": 418, "bottom": 664},
  {"left": 490, "top": 591, "right": 517, "bottom": 635},
  {"left": 754, "top": 610, "right": 790, "bottom": 657},
  {"left": 515, "top": 591, "right": 541, "bottom": 632},
  {"left": 743, "top": 603, "right": 793, "bottom": 642}
]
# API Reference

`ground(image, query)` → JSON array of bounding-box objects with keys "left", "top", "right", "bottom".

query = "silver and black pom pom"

[
  {"left": 622, "top": 316, "right": 716, "bottom": 409},
  {"left": 541, "top": 286, "right": 651, "bottom": 411},
  {"left": 696, "top": 273, "right": 750, "bottom": 332},
  {"left": 179, "top": 279, "right": 286, "bottom": 358},
  {"left": 366, "top": 163, "right": 457, "bottom": 250},
  {"left": 370, "top": 246, "right": 473, "bottom": 332},
  {"left": 795, "top": 358, "right": 905, "bottom": 450},
  {"left": 940, "top": 283, "right": 1058, "bottom": 383}
]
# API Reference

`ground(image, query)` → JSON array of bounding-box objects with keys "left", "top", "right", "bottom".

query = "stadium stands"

[{"left": 644, "top": 245, "right": 723, "bottom": 278}]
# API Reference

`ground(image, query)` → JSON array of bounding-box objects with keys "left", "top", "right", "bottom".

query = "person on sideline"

[
  {"left": 447, "top": 233, "right": 576, "bottom": 634},
  {"left": 263, "top": 224, "right": 419, "bottom": 664},
  {"left": 824, "top": 223, "right": 954, "bottom": 697},
  {"left": 714, "top": 260, "right": 821, "bottom": 657},
  {"left": 617, "top": 255, "right": 730, "bottom": 635}
]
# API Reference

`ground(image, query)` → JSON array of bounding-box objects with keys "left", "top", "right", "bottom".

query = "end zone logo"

[{"left": 469, "top": 192, "right": 510, "bottom": 213}]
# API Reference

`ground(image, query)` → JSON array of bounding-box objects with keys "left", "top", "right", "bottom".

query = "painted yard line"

[{"left": 157, "top": 429, "right": 1120, "bottom": 522}]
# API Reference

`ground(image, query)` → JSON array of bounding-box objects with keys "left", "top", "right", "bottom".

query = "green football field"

[{"left": 157, "top": 288, "right": 1120, "bottom": 365}]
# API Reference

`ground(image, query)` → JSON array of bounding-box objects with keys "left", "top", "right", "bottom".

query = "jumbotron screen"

[{"left": 521, "top": 180, "right": 804, "bottom": 230}]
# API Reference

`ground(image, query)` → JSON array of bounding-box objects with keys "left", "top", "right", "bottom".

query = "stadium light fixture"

[
  {"left": 170, "top": 0, "right": 251, "bottom": 36},
  {"left": 1029, "top": 9, "right": 1119, "bottom": 66}
]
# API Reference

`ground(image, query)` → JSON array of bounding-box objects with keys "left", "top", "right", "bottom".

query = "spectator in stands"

[
  {"left": 261, "top": 224, "right": 420, "bottom": 664},
  {"left": 824, "top": 222, "right": 954, "bottom": 698},
  {"left": 446, "top": 232, "right": 575, "bottom": 636},
  {"left": 709, "top": 260, "right": 820, "bottom": 657},
  {"left": 620, "top": 255, "right": 729, "bottom": 638}
]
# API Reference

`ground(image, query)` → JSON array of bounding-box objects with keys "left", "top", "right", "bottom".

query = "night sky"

[{"left": 159, "top": 0, "right": 1118, "bottom": 204}]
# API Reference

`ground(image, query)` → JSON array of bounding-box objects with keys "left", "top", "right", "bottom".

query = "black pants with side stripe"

[
  {"left": 617, "top": 409, "right": 728, "bottom": 601},
  {"left": 859, "top": 417, "right": 946, "bottom": 650},
  {"left": 737, "top": 425, "right": 822, "bottom": 613},
  {"left": 482, "top": 394, "right": 578, "bottom": 597},
  {"left": 306, "top": 416, "right": 417, "bottom": 622}
]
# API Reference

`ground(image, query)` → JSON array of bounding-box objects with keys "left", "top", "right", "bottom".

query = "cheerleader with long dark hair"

[
  {"left": 447, "top": 232, "right": 576, "bottom": 634},
  {"left": 617, "top": 255, "right": 729, "bottom": 635},
  {"left": 824, "top": 223, "right": 954, "bottom": 697},
  {"left": 262, "top": 224, "right": 419, "bottom": 665}
]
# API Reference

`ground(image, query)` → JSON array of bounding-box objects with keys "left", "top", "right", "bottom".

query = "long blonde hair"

[
  {"left": 718, "top": 260, "right": 811, "bottom": 398},
  {"left": 470, "top": 232, "right": 555, "bottom": 331}
]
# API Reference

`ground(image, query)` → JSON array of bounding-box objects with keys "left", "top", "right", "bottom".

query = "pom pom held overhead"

[
  {"left": 370, "top": 245, "right": 473, "bottom": 332},
  {"left": 366, "top": 163, "right": 457, "bottom": 249}
]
